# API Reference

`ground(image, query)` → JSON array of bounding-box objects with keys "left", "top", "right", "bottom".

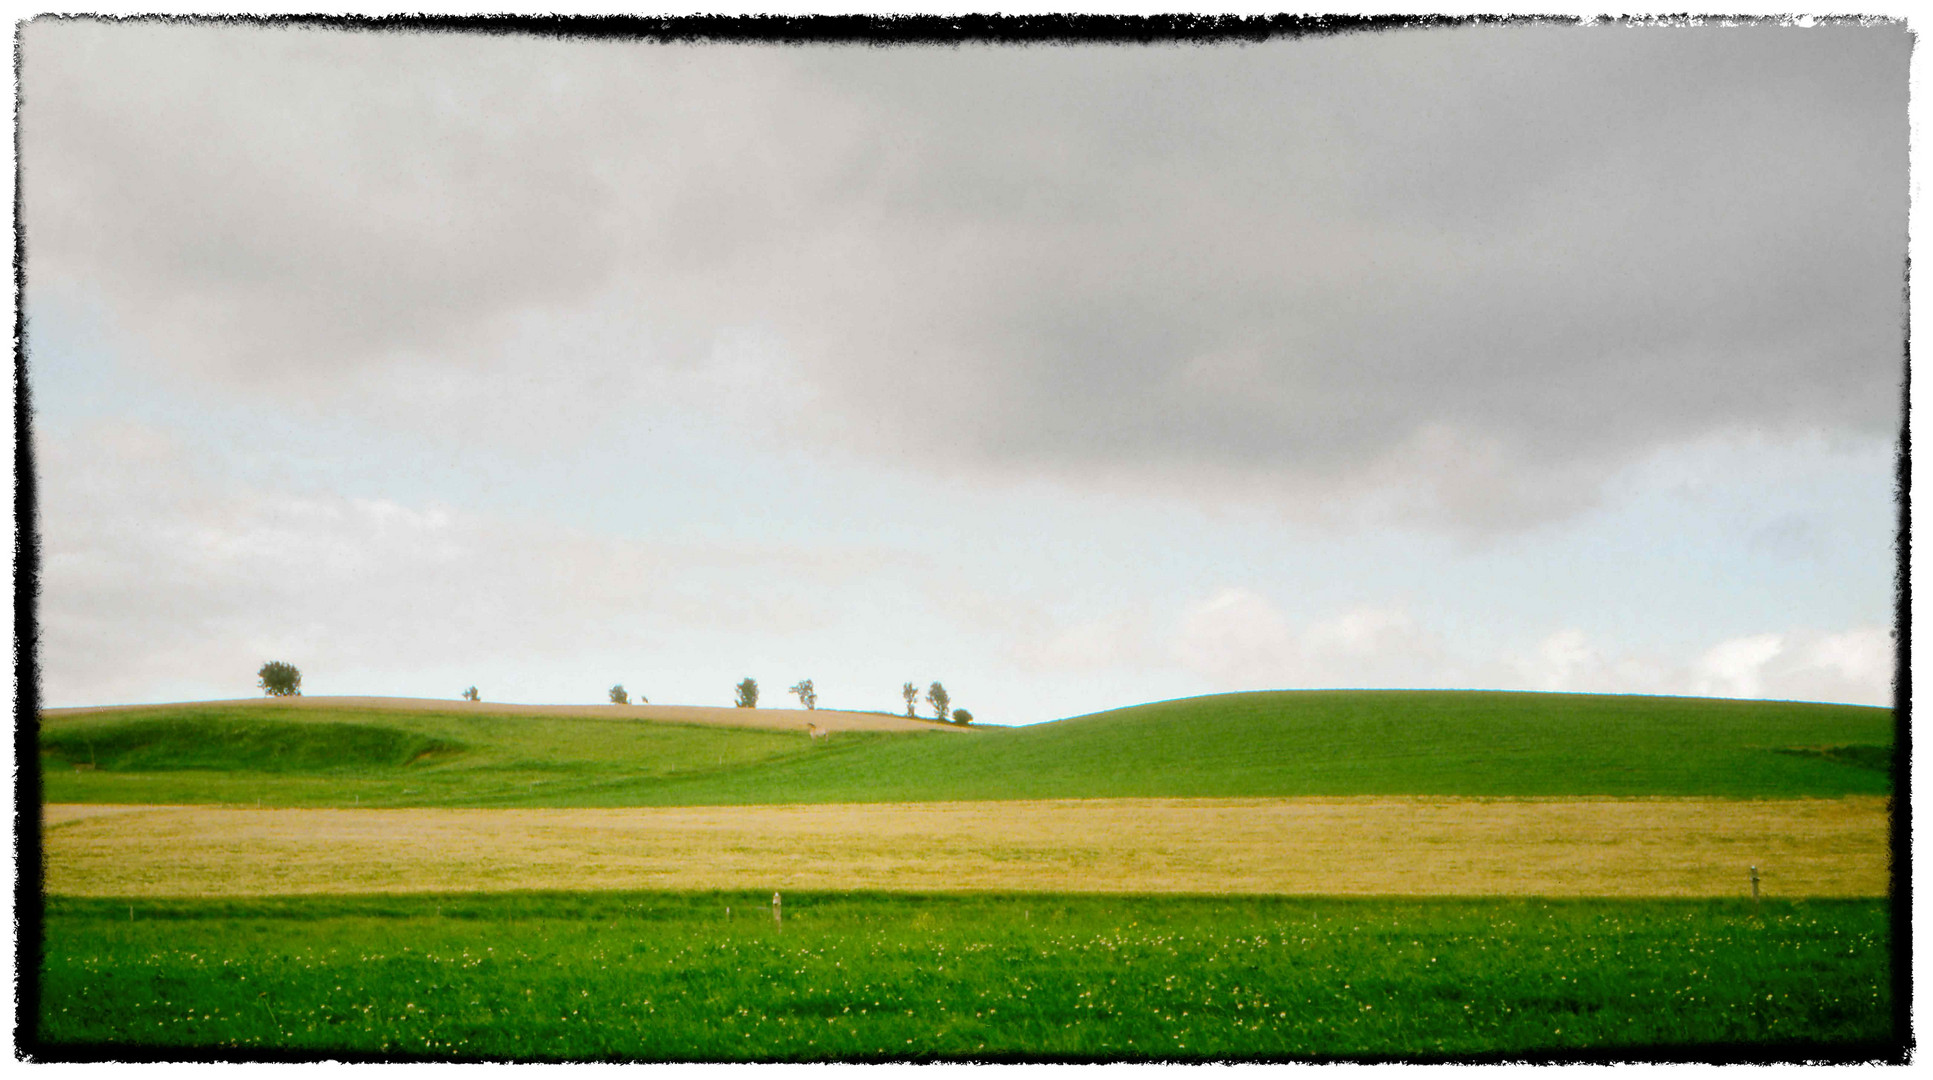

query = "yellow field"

[{"left": 43, "top": 796, "right": 1888, "bottom": 899}]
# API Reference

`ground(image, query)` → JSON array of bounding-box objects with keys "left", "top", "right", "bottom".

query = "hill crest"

[{"left": 39, "top": 695, "right": 970, "bottom": 734}]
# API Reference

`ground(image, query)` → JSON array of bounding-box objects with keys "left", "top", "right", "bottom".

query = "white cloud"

[
  {"left": 1503, "top": 625, "right": 1892, "bottom": 707},
  {"left": 1021, "top": 612, "right": 1154, "bottom": 674},
  {"left": 1805, "top": 627, "right": 1896, "bottom": 691},
  {"left": 1172, "top": 589, "right": 1445, "bottom": 691},
  {"left": 34, "top": 421, "right": 919, "bottom": 706},
  {"left": 1523, "top": 628, "right": 1594, "bottom": 690},
  {"left": 1171, "top": 589, "right": 1297, "bottom": 689},
  {"left": 1504, "top": 628, "right": 1675, "bottom": 696},
  {"left": 1691, "top": 627, "right": 1894, "bottom": 706},
  {"left": 1173, "top": 594, "right": 1895, "bottom": 707},
  {"left": 1690, "top": 633, "right": 1789, "bottom": 699}
]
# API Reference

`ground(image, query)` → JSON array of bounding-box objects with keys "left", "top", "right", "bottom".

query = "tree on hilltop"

[
  {"left": 462, "top": 686, "right": 480, "bottom": 702},
  {"left": 926, "top": 681, "right": 950, "bottom": 724},
  {"left": 789, "top": 679, "right": 817, "bottom": 710},
  {"left": 902, "top": 682, "right": 919, "bottom": 717},
  {"left": 736, "top": 678, "right": 759, "bottom": 709},
  {"left": 610, "top": 684, "right": 629, "bottom": 705},
  {"left": 257, "top": 661, "right": 301, "bottom": 697},
  {"left": 952, "top": 708, "right": 973, "bottom": 726}
]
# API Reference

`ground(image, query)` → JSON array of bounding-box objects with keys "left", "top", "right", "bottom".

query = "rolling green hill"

[
  {"left": 732, "top": 690, "right": 1896, "bottom": 803},
  {"left": 39, "top": 704, "right": 821, "bottom": 807},
  {"left": 39, "top": 690, "right": 1892, "bottom": 807},
  {"left": 40, "top": 714, "right": 464, "bottom": 773}
]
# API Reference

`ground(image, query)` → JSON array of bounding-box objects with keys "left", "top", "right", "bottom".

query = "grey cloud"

[
  {"left": 785, "top": 30, "right": 1906, "bottom": 475},
  {"left": 22, "top": 21, "right": 1907, "bottom": 530},
  {"left": 24, "top": 22, "right": 632, "bottom": 382}
]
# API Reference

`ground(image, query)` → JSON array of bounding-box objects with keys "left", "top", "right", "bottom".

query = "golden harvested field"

[
  {"left": 40, "top": 695, "right": 962, "bottom": 734},
  {"left": 43, "top": 796, "right": 1887, "bottom": 899}
]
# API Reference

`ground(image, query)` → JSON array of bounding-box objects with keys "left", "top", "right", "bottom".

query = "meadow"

[
  {"left": 38, "top": 892, "right": 1892, "bottom": 1061},
  {"left": 33, "top": 690, "right": 1900, "bottom": 1061},
  {"left": 39, "top": 690, "right": 1894, "bottom": 807}
]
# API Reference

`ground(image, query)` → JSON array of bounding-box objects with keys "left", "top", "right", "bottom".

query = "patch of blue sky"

[{"left": 1496, "top": 433, "right": 1896, "bottom": 650}]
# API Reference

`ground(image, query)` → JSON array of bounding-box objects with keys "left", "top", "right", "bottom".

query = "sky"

[{"left": 19, "top": 17, "right": 1907, "bottom": 723}]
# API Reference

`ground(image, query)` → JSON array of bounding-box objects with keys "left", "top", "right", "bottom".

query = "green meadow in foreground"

[
  {"left": 39, "top": 892, "right": 1891, "bottom": 1060},
  {"left": 40, "top": 691, "right": 1893, "bottom": 807}
]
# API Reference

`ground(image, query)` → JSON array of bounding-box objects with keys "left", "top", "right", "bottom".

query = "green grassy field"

[
  {"left": 40, "top": 704, "right": 830, "bottom": 807},
  {"left": 39, "top": 690, "right": 1894, "bottom": 807},
  {"left": 37, "top": 891, "right": 1892, "bottom": 1061}
]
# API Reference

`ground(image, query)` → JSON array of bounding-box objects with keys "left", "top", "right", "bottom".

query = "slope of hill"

[
  {"left": 707, "top": 689, "right": 1895, "bottom": 802},
  {"left": 39, "top": 700, "right": 908, "bottom": 807},
  {"left": 39, "top": 690, "right": 1892, "bottom": 807},
  {"left": 43, "top": 695, "right": 958, "bottom": 733}
]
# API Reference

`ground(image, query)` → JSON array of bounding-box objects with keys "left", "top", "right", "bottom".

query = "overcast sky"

[{"left": 21, "top": 18, "right": 1906, "bottom": 721}]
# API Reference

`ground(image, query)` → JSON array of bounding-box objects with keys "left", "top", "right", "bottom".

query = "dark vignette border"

[
  {"left": 9, "top": 8, "right": 1911, "bottom": 1068},
  {"left": 12, "top": 8, "right": 44, "bottom": 1070},
  {"left": 1890, "top": 243, "right": 1913, "bottom": 1059}
]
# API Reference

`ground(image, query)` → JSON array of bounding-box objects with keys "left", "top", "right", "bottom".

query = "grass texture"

[
  {"left": 40, "top": 691, "right": 1893, "bottom": 806},
  {"left": 38, "top": 892, "right": 1891, "bottom": 1061}
]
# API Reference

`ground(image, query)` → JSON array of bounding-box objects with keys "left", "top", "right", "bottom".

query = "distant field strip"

[
  {"left": 43, "top": 797, "right": 1887, "bottom": 899},
  {"left": 41, "top": 696, "right": 955, "bottom": 734}
]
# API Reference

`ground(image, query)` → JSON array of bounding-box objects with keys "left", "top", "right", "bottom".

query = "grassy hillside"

[
  {"left": 39, "top": 703, "right": 843, "bottom": 807},
  {"left": 39, "top": 691, "right": 1893, "bottom": 807},
  {"left": 710, "top": 690, "right": 1894, "bottom": 803},
  {"left": 40, "top": 715, "right": 464, "bottom": 773}
]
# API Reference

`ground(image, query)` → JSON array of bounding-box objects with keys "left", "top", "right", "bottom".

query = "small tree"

[
  {"left": 610, "top": 684, "right": 629, "bottom": 705},
  {"left": 789, "top": 679, "right": 817, "bottom": 710},
  {"left": 952, "top": 708, "right": 973, "bottom": 726},
  {"left": 902, "top": 682, "right": 919, "bottom": 717},
  {"left": 257, "top": 661, "right": 301, "bottom": 697},
  {"left": 462, "top": 686, "right": 480, "bottom": 702},
  {"left": 926, "top": 681, "right": 950, "bottom": 724},
  {"left": 736, "top": 678, "right": 759, "bottom": 709}
]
